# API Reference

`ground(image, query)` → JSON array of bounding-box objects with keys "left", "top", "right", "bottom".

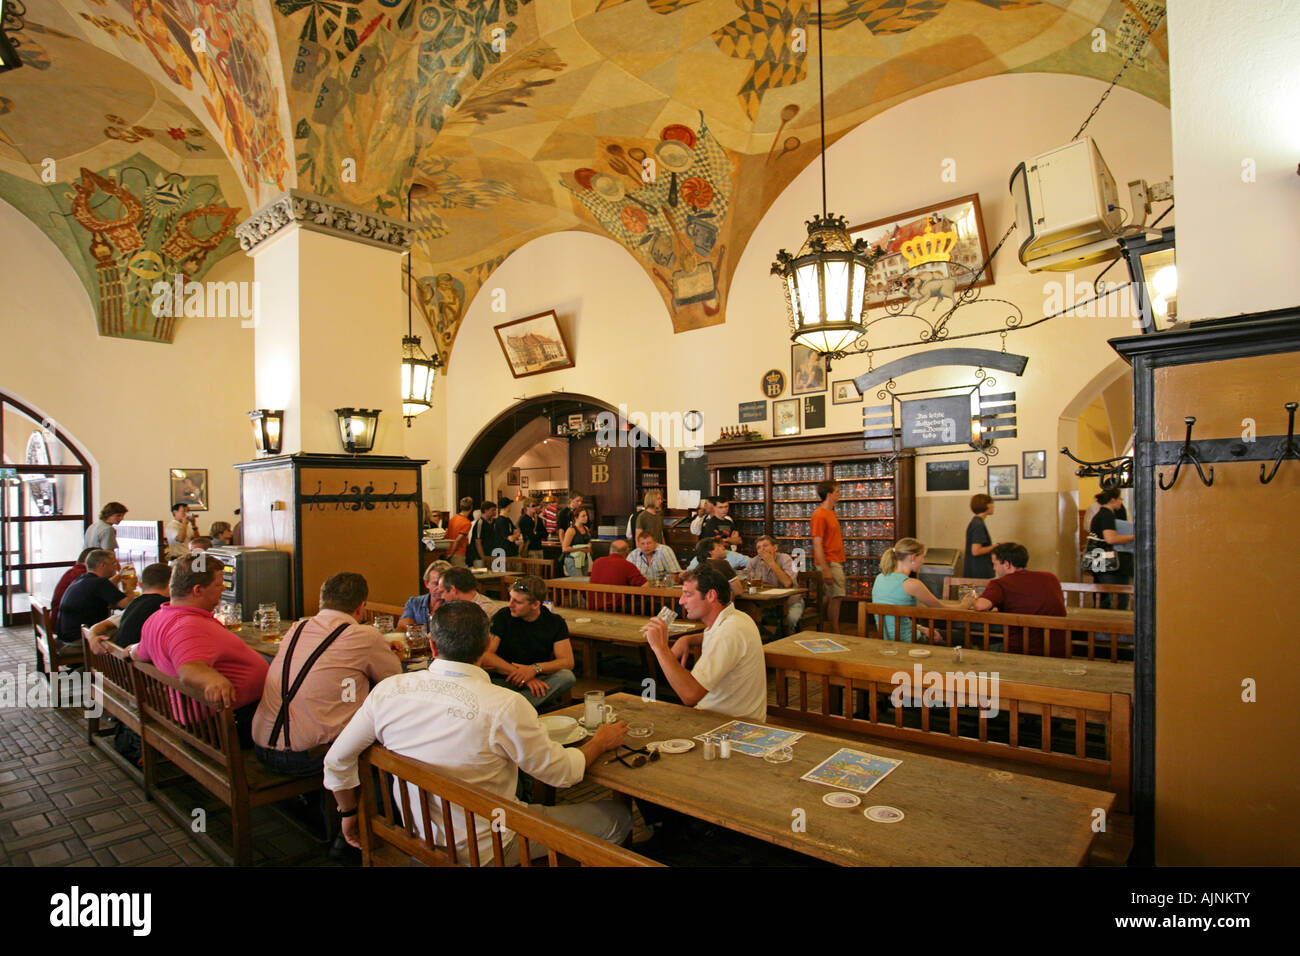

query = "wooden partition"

[{"left": 527, "top": 578, "right": 681, "bottom": 615}]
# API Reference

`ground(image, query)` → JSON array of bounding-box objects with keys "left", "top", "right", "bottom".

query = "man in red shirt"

[
  {"left": 49, "top": 548, "right": 94, "bottom": 632},
  {"left": 133, "top": 553, "right": 269, "bottom": 745},
  {"left": 811, "top": 481, "right": 845, "bottom": 634},
  {"left": 446, "top": 497, "right": 474, "bottom": 567},
  {"left": 961, "top": 542, "right": 1068, "bottom": 656},
  {"left": 588, "top": 539, "right": 646, "bottom": 610}
]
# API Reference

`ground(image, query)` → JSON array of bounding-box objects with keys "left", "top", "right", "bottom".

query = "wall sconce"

[
  {"left": 247, "top": 409, "right": 284, "bottom": 456},
  {"left": 334, "top": 408, "right": 381, "bottom": 454},
  {"left": 1119, "top": 226, "right": 1177, "bottom": 333}
]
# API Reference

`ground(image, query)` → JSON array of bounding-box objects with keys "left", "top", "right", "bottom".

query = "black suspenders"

[{"left": 268, "top": 619, "right": 351, "bottom": 750}]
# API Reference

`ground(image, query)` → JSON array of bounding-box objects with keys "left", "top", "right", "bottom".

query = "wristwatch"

[{"left": 533, "top": 663, "right": 543, "bottom": 676}]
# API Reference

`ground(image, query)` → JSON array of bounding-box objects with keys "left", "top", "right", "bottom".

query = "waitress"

[
  {"left": 561, "top": 508, "right": 593, "bottom": 577},
  {"left": 964, "top": 494, "right": 997, "bottom": 579},
  {"left": 1089, "top": 490, "right": 1134, "bottom": 608}
]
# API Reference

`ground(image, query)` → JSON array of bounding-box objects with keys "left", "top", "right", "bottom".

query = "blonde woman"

[{"left": 871, "top": 538, "right": 944, "bottom": 642}]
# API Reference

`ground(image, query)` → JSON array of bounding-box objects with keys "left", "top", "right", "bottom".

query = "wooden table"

[
  {"left": 550, "top": 607, "right": 703, "bottom": 678},
  {"left": 233, "top": 624, "right": 290, "bottom": 658},
  {"left": 557, "top": 694, "right": 1113, "bottom": 866},
  {"left": 734, "top": 586, "right": 804, "bottom": 626},
  {"left": 764, "top": 632, "right": 1134, "bottom": 807}
]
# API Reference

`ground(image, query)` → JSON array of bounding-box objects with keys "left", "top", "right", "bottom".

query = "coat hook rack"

[
  {"left": 1260, "top": 402, "right": 1299, "bottom": 484},
  {"left": 1158, "top": 416, "right": 1214, "bottom": 490}
]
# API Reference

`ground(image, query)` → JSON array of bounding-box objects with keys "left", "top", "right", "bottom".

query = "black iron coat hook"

[
  {"left": 1260, "top": 402, "right": 1299, "bottom": 484},
  {"left": 1158, "top": 417, "right": 1214, "bottom": 490}
]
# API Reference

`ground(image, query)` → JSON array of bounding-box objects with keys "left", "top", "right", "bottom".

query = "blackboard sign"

[
  {"left": 738, "top": 400, "right": 767, "bottom": 423},
  {"left": 678, "top": 449, "right": 709, "bottom": 494},
  {"left": 802, "top": 395, "right": 825, "bottom": 430},
  {"left": 925, "top": 460, "right": 970, "bottom": 491},
  {"left": 901, "top": 395, "right": 972, "bottom": 449}
]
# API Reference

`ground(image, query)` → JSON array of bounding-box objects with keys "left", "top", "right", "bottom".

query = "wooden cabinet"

[
  {"left": 235, "top": 454, "right": 426, "bottom": 617},
  {"left": 704, "top": 432, "right": 915, "bottom": 590},
  {"left": 1113, "top": 309, "right": 1300, "bottom": 866}
]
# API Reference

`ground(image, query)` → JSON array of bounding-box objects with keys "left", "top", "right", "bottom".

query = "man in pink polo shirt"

[{"left": 134, "top": 553, "right": 269, "bottom": 746}]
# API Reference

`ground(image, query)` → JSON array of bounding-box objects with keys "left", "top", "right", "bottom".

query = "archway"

[
  {"left": 453, "top": 392, "right": 657, "bottom": 525},
  {"left": 1053, "top": 357, "right": 1134, "bottom": 578}
]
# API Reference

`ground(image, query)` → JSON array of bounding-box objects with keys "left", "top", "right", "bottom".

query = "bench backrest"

[
  {"left": 31, "top": 602, "right": 54, "bottom": 655},
  {"left": 82, "top": 630, "right": 137, "bottom": 700},
  {"left": 505, "top": 556, "right": 556, "bottom": 579},
  {"left": 863, "top": 602, "right": 1134, "bottom": 659},
  {"left": 363, "top": 602, "right": 406, "bottom": 626},
  {"left": 131, "top": 659, "right": 238, "bottom": 769},
  {"left": 540, "top": 578, "right": 681, "bottom": 615},
  {"left": 942, "top": 577, "right": 1135, "bottom": 607},
  {"left": 358, "top": 745, "right": 659, "bottom": 867}
]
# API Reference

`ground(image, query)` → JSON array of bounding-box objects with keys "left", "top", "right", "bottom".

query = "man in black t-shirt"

[
  {"left": 492, "top": 497, "right": 521, "bottom": 559},
  {"left": 469, "top": 500, "right": 502, "bottom": 567},
  {"left": 87, "top": 562, "right": 173, "bottom": 650},
  {"left": 700, "top": 499, "right": 742, "bottom": 547},
  {"left": 480, "top": 576, "right": 575, "bottom": 710},
  {"left": 57, "top": 549, "right": 132, "bottom": 643},
  {"left": 518, "top": 499, "right": 545, "bottom": 558}
]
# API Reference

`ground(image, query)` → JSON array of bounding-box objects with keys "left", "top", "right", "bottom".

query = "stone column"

[{"left": 236, "top": 190, "right": 415, "bottom": 455}]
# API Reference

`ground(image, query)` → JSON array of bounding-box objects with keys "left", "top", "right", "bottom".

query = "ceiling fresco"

[{"left": 0, "top": 0, "right": 1169, "bottom": 352}]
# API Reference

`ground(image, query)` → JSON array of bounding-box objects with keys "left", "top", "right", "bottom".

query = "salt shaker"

[
  {"left": 703, "top": 736, "right": 718, "bottom": 761},
  {"left": 719, "top": 737, "right": 732, "bottom": 759},
  {"left": 953, "top": 646, "right": 963, "bottom": 663}
]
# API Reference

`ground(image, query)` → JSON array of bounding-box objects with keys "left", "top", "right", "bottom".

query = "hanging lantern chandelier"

[{"left": 401, "top": 182, "right": 441, "bottom": 426}]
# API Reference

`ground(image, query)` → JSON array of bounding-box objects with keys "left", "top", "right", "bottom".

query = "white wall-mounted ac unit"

[{"left": 1010, "top": 137, "right": 1124, "bottom": 272}]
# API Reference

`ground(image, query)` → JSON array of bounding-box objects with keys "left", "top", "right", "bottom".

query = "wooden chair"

[
  {"left": 130, "top": 660, "right": 321, "bottom": 866},
  {"left": 32, "top": 603, "right": 82, "bottom": 681},
  {"left": 796, "top": 571, "right": 824, "bottom": 633},
  {"left": 358, "top": 745, "right": 659, "bottom": 867}
]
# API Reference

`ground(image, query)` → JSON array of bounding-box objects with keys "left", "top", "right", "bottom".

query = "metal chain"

[{"left": 1072, "top": 8, "right": 1168, "bottom": 141}]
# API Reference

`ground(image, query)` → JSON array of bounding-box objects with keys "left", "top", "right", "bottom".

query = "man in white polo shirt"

[
  {"left": 642, "top": 564, "right": 766, "bottom": 723},
  {"left": 323, "top": 601, "right": 631, "bottom": 863}
]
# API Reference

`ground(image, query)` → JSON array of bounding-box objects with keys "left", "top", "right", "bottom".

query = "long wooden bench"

[
  {"left": 862, "top": 602, "right": 1135, "bottom": 660},
  {"left": 81, "top": 627, "right": 141, "bottom": 746},
  {"left": 943, "top": 577, "right": 1134, "bottom": 608},
  {"left": 357, "top": 744, "right": 659, "bottom": 867},
  {"left": 765, "top": 633, "right": 1133, "bottom": 809},
  {"left": 130, "top": 660, "right": 322, "bottom": 866},
  {"left": 528, "top": 578, "right": 682, "bottom": 615}
]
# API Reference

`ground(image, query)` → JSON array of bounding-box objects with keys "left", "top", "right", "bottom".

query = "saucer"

[
  {"left": 864, "top": 805, "right": 905, "bottom": 823},
  {"left": 908, "top": 648, "right": 931, "bottom": 658},
  {"left": 823, "top": 792, "right": 861, "bottom": 808},
  {"left": 656, "top": 738, "right": 694, "bottom": 754},
  {"left": 555, "top": 725, "right": 590, "bottom": 745}
]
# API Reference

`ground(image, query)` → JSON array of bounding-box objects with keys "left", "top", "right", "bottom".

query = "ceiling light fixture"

[{"left": 401, "top": 183, "right": 441, "bottom": 426}]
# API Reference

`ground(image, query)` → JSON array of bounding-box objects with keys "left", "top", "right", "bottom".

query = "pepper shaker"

[
  {"left": 703, "top": 736, "right": 718, "bottom": 760},
  {"left": 719, "top": 737, "right": 732, "bottom": 759}
]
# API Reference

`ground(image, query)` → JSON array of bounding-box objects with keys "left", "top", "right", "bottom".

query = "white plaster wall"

[
  {"left": 1169, "top": 0, "right": 1300, "bottom": 320},
  {"left": 442, "top": 72, "right": 1173, "bottom": 574},
  {"left": 0, "top": 198, "right": 255, "bottom": 536}
]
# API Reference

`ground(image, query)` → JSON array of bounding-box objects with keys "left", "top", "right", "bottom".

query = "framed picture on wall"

[
  {"left": 831, "top": 379, "right": 861, "bottom": 405},
  {"left": 507, "top": 467, "right": 521, "bottom": 485},
  {"left": 521, "top": 476, "right": 529, "bottom": 489},
  {"left": 170, "top": 468, "right": 208, "bottom": 511},
  {"left": 773, "top": 398, "right": 800, "bottom": 437},
  {"left": 791, "top": 344, "right": 827, "bottom": 396},
  {"left": 494, "top": 310, "right": 574, "bottom": 378},
  {"left": 987, "top": 464, "right": 1018, "bottom": 501},
  {"left": 1022, "top": 450, "right": 1047, "bottom": 479}
]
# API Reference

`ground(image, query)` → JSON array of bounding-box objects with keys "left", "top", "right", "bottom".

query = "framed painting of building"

[
  {"left": 849, "top": 194, "right": 993, "bottom": 310},
  {"left": 494, "top": 311, "right": 574, "bottom": 379}
]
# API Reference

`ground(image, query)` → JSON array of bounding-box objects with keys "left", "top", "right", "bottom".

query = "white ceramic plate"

[
  {"left": 823, "top": 792, "right": 861, "bottom": 808},
  {"left": 574, "top": 617, "right": 592, "bottom": 624},
  {"left": 555, "top": 724, "right": 590, "bottom": 745},
  {"left": 908, "top": 648, "right": 931, "bottom": 658},
  {"left": 657, "top": 738, "right": 695, "bottom": 754},
  {"left": 864, "top": 805, "right": 905, "bottom": 823}
]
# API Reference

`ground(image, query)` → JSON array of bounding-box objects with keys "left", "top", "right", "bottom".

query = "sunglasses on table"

[{"left": 610, "top": 745, "right": 660, "bottom": 768}]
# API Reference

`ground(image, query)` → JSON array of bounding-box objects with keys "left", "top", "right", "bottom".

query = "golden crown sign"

[
  {"left": 588, "top": 445, "right": 612, "bottom": 463},
  {"left": 900, "top": 230, "right": 957, "bottom": 268}
]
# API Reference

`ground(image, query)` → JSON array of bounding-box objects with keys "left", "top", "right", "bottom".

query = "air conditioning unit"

[{"left": 1010, "top": 137, "right": 1124, "bottom": 272}]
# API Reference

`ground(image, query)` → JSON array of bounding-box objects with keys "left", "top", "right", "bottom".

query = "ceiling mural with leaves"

[{"left": 0, "top": 0, "right": 1169, "bottom": 351}]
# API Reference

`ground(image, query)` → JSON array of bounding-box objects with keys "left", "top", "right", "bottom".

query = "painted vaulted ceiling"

[{"left": 0, "top": 0, "right": 1168, "bottom": 347}]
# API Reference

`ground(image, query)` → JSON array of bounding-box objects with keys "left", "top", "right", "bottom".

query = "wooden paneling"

[
  {"left": 240, "top": 465, "right": 295, "bottom": 557},
  {"left": 298, "top": 504, "right": 420, "bottom": 615},
  {"left": 1154, "top": 368, "right": 1300, "bottom": 870},
  {"left": 567, "top": 434, "right": 633, "bottom": 520}
]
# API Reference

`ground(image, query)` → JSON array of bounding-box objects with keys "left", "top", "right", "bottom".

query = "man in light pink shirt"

[
  {"left": 134, "top": 553, "right": 269, "bottom": 746},
  {"left": 252, "top": 572, "right": 401, "bottom": 776}
]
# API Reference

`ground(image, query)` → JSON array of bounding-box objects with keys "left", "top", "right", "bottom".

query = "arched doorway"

[
  {"left": 454, "top": 393, "right": 655, "bottom": 526},
  {"left": 1, "top": 393, "right": 94, "bottom": 626}
]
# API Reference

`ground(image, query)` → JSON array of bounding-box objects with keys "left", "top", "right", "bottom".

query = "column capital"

[{"left": 237, "top": 189, "right": 415, "bottom": 255}]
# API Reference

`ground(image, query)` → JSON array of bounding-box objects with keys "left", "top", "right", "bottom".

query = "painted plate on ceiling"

[
  {"left": 660, "top": 124, "right": 696, "bottom": 148},
  {"left": 680, "top": 177, "right": 714, "bottom": 208},
  {"left": 574, "top": 167, "right": 597, "bottom": 189},
  {"left": 655, "top": 140, "right": 693, "bottom": 172},
  {"left": 592, "top": 174, "right": 625, "bottom": 201},
  {"left": 620, "top": 206, "right": 649, "bottom": 233}
]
